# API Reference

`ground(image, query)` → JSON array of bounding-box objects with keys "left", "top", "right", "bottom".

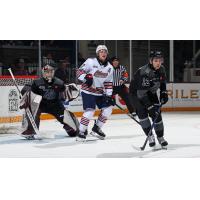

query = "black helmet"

[
  {"left": 149, "top": 51, "right": 163, "bottom": 59},
  {"left": 110, "top": 56, "right": 120, "bottom": 62}
]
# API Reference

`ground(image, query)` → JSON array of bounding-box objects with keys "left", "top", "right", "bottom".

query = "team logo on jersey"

[
  {"left": 39, "top": 86, "right": 46, "bottom": 90},
  {"left": 94, "top": 70, "right": 108, "bottom": 78},
  {"left": 142, "top": 77, "right": 150, "bottom": 87}
]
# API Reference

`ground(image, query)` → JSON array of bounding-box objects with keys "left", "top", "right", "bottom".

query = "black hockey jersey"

[
  {"left": 129, "top": 64, "right": 167, "bottom": 105},
  {"left": 31, "top": 77, "right": 65, "bottom": 103}
]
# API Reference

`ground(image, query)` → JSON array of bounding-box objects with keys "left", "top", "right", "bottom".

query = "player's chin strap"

[{"left": 114, "top": 103, "right": 141, "bottom": 125}]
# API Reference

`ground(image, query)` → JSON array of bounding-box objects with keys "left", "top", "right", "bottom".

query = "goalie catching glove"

[{"left": 64, "top": 83, "right": 80, "bottom": 102}]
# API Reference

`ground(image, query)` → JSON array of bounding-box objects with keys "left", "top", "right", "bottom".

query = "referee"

[{"left": 111, "top": 57, "right": 134, "bottom": 114}]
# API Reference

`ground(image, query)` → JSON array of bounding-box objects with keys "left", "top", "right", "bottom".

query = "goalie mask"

[{"left": 42, "top": 65, "right": 55, "bottom": 82}]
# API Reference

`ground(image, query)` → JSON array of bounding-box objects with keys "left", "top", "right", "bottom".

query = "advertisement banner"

[{"left": 1, "top": 83, "right": 200, "bottom": 122}]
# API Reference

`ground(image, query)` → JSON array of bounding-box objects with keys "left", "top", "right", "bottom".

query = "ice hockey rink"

[{"left": 0, "top": 111, "right": 200, "bottom": 158}]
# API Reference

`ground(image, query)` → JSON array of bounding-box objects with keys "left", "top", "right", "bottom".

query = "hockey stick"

[
  {"left": 8, "top": 68, "right": 42, "bottom": 139},
  {"left": 115, "top": 103, "right": 141, "bottom": 125},
  {"left": 140, "top": 104, "right": 162, "bottom": 151}
]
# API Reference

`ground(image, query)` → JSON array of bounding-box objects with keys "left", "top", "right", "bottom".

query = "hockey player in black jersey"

[
  {"left": 19, "top": 64, "right": 79, "bottom": 139},
  {"left": 129, "top": 51, "right": 168, "bottom": 147}
]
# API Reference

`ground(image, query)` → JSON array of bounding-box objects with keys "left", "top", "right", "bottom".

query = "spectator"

[
  {"left": 43, "top": 53, "right": 55, "bottom": 67},
  {"left": 78, "top": 52, "right": 86, "bottom": 67},
  {"left": 54, "top": 60, "right": 70, "bottom": 84},
  {"left": 0, "top": 62, "right": 3, "bottom": 75},
  {"left": 12, "top": 58, "right": 29, "bottom": 75}
]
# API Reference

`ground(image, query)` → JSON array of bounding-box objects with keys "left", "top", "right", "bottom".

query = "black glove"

[
  {"left": 149, "top": 79, "right": 155, "bottom": 87},
  {"left": 147, "top": 104, "right": 160, "bottom": 118},
  {"left": 104, "top": 95, "right": 116, "bottom": 106},
  {"left": 160, "top": 91, "right": 168, "bottom": 105},
  {"left": 84, "top": 74, "right": 93, "bottom": 87}
]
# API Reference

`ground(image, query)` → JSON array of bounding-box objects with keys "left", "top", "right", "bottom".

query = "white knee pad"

[
  {"left": 83, "top": 109, "right": 95, "bottom": 120},
  {"left": 101, "top": 106, "right": 113, "bottom": 118}
]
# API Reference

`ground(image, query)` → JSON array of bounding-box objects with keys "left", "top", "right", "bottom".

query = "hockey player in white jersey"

[{"left": 76, "top": 45, "right": 115, "bottom": 141}]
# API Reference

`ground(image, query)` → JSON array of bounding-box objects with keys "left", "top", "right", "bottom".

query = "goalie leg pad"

[
  {"left": 20, "top": 92, "right": 42, "bottom": 135},
  {"left": 63, "top": 110, "right": 79, "bottom": 137}
]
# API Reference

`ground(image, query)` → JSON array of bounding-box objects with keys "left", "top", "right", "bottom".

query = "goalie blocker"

[{"left": 20, "top": 65, "right": 80, "bottom": 139}]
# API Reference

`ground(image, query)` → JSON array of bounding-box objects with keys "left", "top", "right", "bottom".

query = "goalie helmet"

[
  {"left": 42, "top": 65, "right": 55, "bottom": 82},
  {"left": 96, "top": 45, "right": 108, "bottom": 55}
]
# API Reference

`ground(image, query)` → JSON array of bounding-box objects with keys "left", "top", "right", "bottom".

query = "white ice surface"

[{"left": 0, "top": 112, "right": 200, "bottom": 158}]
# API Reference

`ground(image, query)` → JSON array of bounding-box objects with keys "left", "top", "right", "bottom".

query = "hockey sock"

[
  {"left": 96, "top": 106, "right": 112, "bottom": 128},
  {"left": 79, "top": 109, "right": 95, "bottom": 134}
]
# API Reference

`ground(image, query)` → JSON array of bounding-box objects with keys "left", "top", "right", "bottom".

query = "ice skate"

[
  {"left": 148, "top": 134, "right": 156, "bottom": 147},
  {"left": 157, "top": 136, "right": 168, "bottom": 148},
  {"left": 90, "top": 121, "right": 106, "bottom": 140},
  {"left": 20, "top": 130, "right": 35, "bottom": 140},
  {"left": 76, "top": 132, "right": 87, "bottom": 142}
]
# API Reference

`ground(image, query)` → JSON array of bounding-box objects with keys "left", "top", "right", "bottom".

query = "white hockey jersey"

[{"left": 77, "top": 58, "right": 113, "bottom": 96}]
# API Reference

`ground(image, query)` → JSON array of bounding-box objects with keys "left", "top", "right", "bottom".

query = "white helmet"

[
  {"left": 42, "top": 64, "right": 55, "bottom": 82},
  {"left": 96, "top": 45, "right": 108, "bottom": 55}
]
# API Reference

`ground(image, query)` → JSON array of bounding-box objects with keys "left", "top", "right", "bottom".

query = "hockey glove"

[
  {"left": 147, "top": 104, "right": 160, "bottom": 118},
  {"left": 84, "top": 74, "right": 93, "bottom": 87},
  {"left": 104, "top": 95, "right": 116, "bottom": 106},
  {"left": 149, "top": 79, "right": 155, "bottom": 87},
  {"left": 160, "top": 91, "right": 168, "bottom": 105}
]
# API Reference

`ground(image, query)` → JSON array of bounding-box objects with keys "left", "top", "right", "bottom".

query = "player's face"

[
  {"left": 112, "top": 60, "right": 119, "bottom": 68},
  {"left": 44, "top": 69, "right": 54, "bottom": 79},
  {"left": 98, "top": 50, "right": 108, "bottom": 62},
  {"left": 151, "top": 58, "right": 163, "bottom": 70}
]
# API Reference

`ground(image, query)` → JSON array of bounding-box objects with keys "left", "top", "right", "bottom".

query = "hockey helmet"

[
  {"left": 110, "top": 56, "right": 120, "bottom": 62},
  {"left": 96, "top": 45, "right": 108, "bottom": 55},
  {"left": 149, "top": 51, "right": 163, "bottom": 59},
  {"left": 42, "top": 64, "right": 55, "bottom": 82}
]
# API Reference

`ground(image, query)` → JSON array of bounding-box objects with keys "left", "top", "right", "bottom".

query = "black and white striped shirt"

[{"left": 113, "top": 65, "right": 128, "bottom": 86}]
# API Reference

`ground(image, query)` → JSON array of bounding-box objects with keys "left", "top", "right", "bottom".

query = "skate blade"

[
  {"left": 76, "top": 137, "right": 87, "bottom": 142},
  {"left": 21, "top": 135, "right": 35, "bottom": 140},
  {"left": 75, "top": 138, "right": 97, "bottom": 143},
  {"left": 18, "top": 132, "right": 43, "bottom": 140},
  {"left": 90, "top": 131, "right": 105, "bottom": 140},
  {"left": 152, "top": 146, "right": 167, "bottom": 151},
  {"left": 161, "top": 146, "right": 167, "bottom": 150}
]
